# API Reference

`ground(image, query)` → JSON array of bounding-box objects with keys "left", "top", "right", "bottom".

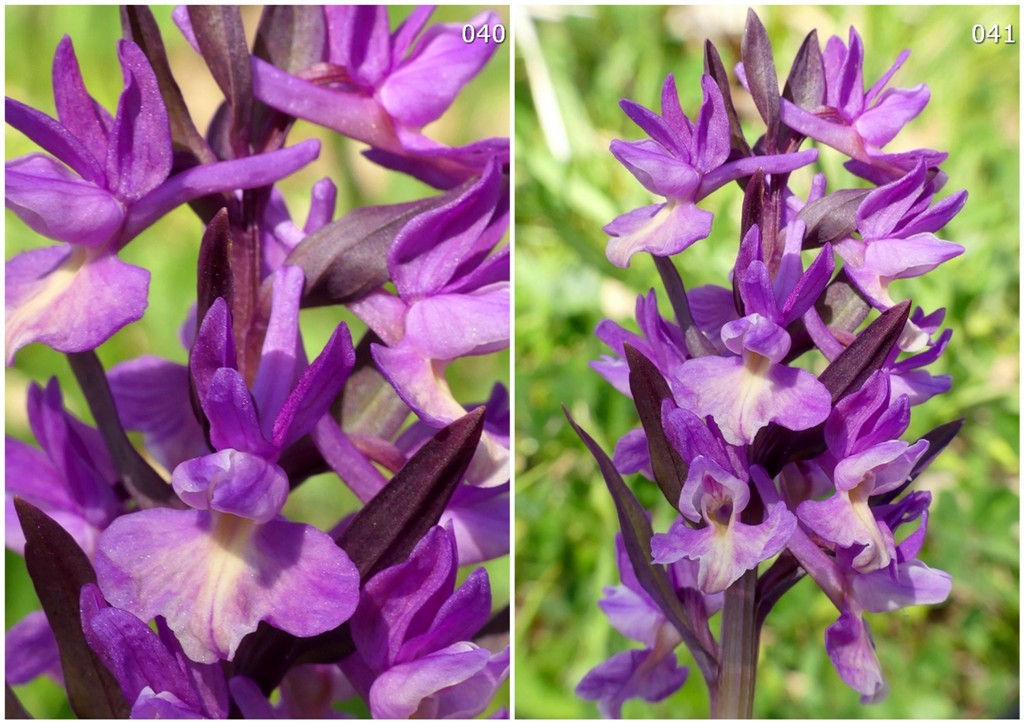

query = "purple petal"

[
  {"left": 576, "top": 648, "right": 688, "bottom": 719},
  {"left": 691, "top": 74, "right": 730, "bottom": 172},
  {"left": 613, "top": 428, "right": 652, "bottom": 479},
  {"left": 388, "top": 160, "right": 502, "bottom": 297},
  {"left": 202, "top": 367, "right": 275, "bottom": 458},
  {"left": 855, "top": 84, "right": 929, "bottom": 148},
  {"left": 604, "top": 202, "right": 713, "bottom": 268},
  {"left": 95, "top": 508, "right": 359, "bottom": 663},
  {"left": 609, "top": 139, "right": 700, "bottom": 199},
  {"left": 797, "top": 492, "right": 896, "bottom": 572},
  {"left": 398, "top": 567, "right": 492, "bottom": 663},
  {"left": 6, "top": 610, "right": 63, "bottom": 685},
  {"left": 369, "top": 643, "right": 507, "bottom": 719},
  {"left": 651, "top": 502, "right": 795, "bottom": 594},
  {"left": 403, "top": 284, "right": 510, "bottom": 360},
  {"left": 52, "top": 36, "right": 112, "bottom": 165},
  {"left": 6, "top": 245, "right": 148, "bottom": 365},
  {"left": 856, "top": 161, "right": 927, "bottom": 239},
  {"left": 598, "top": 585, "right": 666, "bottom": 649},
  {"left": 352, "top": 526, "right": 458, "bottom": 672},
  {"left": 251, "top": 57, "right": 395, "bottom": 150},
  {"left": 105, "top": 40, "right": 172, "bottom": 201},
  {"left": 323, "top": 6, "right": 391, "bottom": 87},
  {"left": 123, "top": 140, "right": 321, "bottom": 244},
  {"left": 271, "top": 322, "right": 355, "bottom": 450},
  {"left": 5, "top": 97, "right": 106, "bottom": 185},
  {"left": 228, "top": 676, "right": 278, "bottom": 719},
  {"left": 189, "top": 297, "right": 237, "bottom": 403},
  {"left": 79, "top": 583, "right": 203, "bottom": 713},
  {"left": 6, "top": 154, "right": 125, "bottom": 247},
  {"left": 130, "top": 688, "right": 204, "bottom": 718},
  {"left": 825, "top": 610, "right": 888, "bottom": 704},
  {"left": 852, "top": 559, "right": 952, "bottom": 613},
  {"left": 5, "top": 437, "right": 75, "bottom": 553},
  {"left": 171, "top": 450, "right": 289, "bottom": 523},
  {"left": 441, "top": 482, "right": 510, "bottom": 564},
  {"left": 108, "top": 356, "right": 209, "bottom": 472},
  {"left": 678, "top": 350, "right": 831, "bottom": 446},
  {"left": 380, "top": 11, "right": 500, "bottom": 129},
  {"left": 252, "top": 266, "right": 306, "bottom": 438}
]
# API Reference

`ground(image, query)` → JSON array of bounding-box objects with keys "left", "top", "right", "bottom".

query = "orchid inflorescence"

[
  {"left": 6, "top": 5, "right": 509, "bottom": 719},
  {"left": 571, "top": 10, "right": 961, "bottom": 717}
]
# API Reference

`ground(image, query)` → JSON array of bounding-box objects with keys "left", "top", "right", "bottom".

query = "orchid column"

[{"left": 570, "top": 9, "right": 961, "bottom": 718}]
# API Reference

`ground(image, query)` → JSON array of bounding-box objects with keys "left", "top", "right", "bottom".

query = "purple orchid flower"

[
  {"left": 838, "top": 161, "right": 966, "bottom": 312},
  {"left": 177, "top": 5, "right": 510, "bottom": 189},
  {"left": 230, "top": 665, "right": 355, "bottom": 719},
  {"left": 576, "top": 534, "right": 710, "bottom": 718},
  {"left": 340, "top": 525, "right": 509, "bottom": 719},
  {"left": 776, "top": 27, "right": 944, "bottom": 182},
  {"left": 675, "top": 313, "right": 832, "bottom": 447},
  {"left": 5, "top": 36, "right": 321, "bottom": 364},
  {"left": 93, "top": 267, "right": 361, "bottom": 664},
  {"left": 797, "top": 371, "right": 928, "bottom": 573},
  {"left": 350, "top": 159, "right": 510, "bottom": 488},
  {"left": 604, "top": 74, "right": 817, "bottom": 268},
  {"left": 5, "top": 378, "right": 121, "bottom": 558}
]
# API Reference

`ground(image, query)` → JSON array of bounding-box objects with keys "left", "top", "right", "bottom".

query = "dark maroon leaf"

[
  {"left": 288, "top": 196, "right": 448, "bottom": 308},
  {"left": 188, "top": 6, "right": 253, "bottom": 157},
  {"left": 196, "top": 208, "right": 234, "bottom": 325},
  {"left": 798, "top": 189, "right": 870, "bottom": 248},
  {"left": 704, "top": 40, "right": 752, "bottom": 161},
  {"left": 5, "top": 684, "right": 31, "bottom": 719},
  {"left": 14, "top": 499, "right": 130, "bottom": 719},
  {"left": 624, "top": 345, "right": 686, "bottom": 507},
  {"left": 779, "top": 30, "right": 825, "bottom": 150},
  {"left": 818, "top": 300, "right": 911, "bottom": 401},
  {"left": 253, "top": 6, "right": 325, "bottom": 74},
  {"left": 120, "top": 6, "right": 216, "bottom": 165},
  {"left": 753, "top": 301, "right": 911, "bottom": 474},
  {"left": 741, "top": 9, "right": 781, "bottom": 150},
  {"left": 783, "top": 30, "right": 825, "bottom": 111},
  {"left": 565, "top": 409, "right": 719, "bottom": 685},
  {"left": 337, "top": 406, "right": 486, "bottom": 578},
  {"left": 67, "top": 352, "right": 174, "bottom": 506}
]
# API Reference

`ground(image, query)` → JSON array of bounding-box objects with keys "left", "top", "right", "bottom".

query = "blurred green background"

[
  {"left": 5, "top": 5, "right": 509, "bottom": 718},
  {"left": 515, "top": 5, "right": 1018, "bottom": 719}
]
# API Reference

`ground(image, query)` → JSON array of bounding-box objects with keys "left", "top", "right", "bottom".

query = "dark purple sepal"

[
  {"left": 703, "top": 41, "right": 752, "bottom": 160},
  {"left": 779, "top": 29, "right": 825, "bottom": 149},
  {"left": 741, "top": 10, "right": 781, "bottom": 150},
  {"left": 196, "top": 208, "right": 234, "bottom": 329},
  {"left": 285, "top": 197, "right": 444, "bottom": 308},
  {"left": 624, "top": 344, "right": 686, "bottom": 507},
  {"left": 12, "top": 499, "right": 130, "bottom": 718},
  {"left": 253, "top": 6, "right": 326, "bottom": 75},
  {"left": 798, "top": 188, "right": 871, "bottom": 248},
  {"left": 753, "top": 301, "right": 911, "bottom": 474},
  {"left": 187, "top": 6, "right": 252, "bottom": 157},
  {"left": 564, "top": 409, "right": 719, "bottom": 686},
  {"left": 120, "top": 6, "right": 217, "bottom": 165},
  {"left": 815, "top": 274, "right": 871, "bottom": 345}
]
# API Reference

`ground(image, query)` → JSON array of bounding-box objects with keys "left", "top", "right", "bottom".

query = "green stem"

[{"left": 713, "top": 568, "right": 758, "bottom": 718}]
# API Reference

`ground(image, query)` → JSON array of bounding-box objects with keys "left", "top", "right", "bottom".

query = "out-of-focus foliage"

[
  {"left": 5, "top": 5, "right": 510, "bottom": 718},
  {"left": 514, "top": 5, "right": 1018, "bottom": 718}
]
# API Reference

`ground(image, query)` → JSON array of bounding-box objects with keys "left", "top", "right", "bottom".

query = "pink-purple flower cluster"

[
  {"left": 6, "top": 5, "right": 508, "bottom": 719},
  {"left": 574, "top": 10, "right": 959, "bottom": 717}
]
